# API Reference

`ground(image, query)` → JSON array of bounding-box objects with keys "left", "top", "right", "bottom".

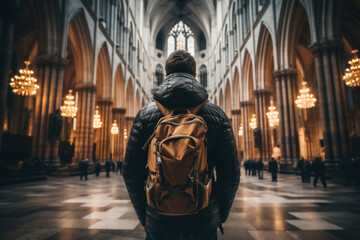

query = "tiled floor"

[{"left": 0, "top": 170, "right": 359, "bottom": 240}]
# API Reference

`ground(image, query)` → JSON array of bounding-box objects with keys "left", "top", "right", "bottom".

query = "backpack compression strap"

[{"left": 154, "top": 99, "right": 209, "bottom": 116}]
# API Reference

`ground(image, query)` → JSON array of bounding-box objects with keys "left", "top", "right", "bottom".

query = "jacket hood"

[{"left": 153, "top": 72, "right": 208, "bottom": 109}]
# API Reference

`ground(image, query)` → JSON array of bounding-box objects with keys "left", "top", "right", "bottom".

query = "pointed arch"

[
  {"left": 126, "top": 78, "right": 135, "bottom": 116},
  {"left": 242, "top": 50, "right": 254, "bottom": 101},
  {"left": 278, "top": 0, "right": 310, "bottom": 68},
  {"left": 114, "top": 64, "right": 125, "bottom": 108},
  {"left": 219, "top": 89, "right": 224, "bottom": 110},
  {"left": 256, "top": 24, "right": 275, "bottom": 92},
  {"left": 96, "top": 43, "right": 112, "bottom": 98},
  {"left": 233, "top": 67, "right": 240, "bottom": 109},
  {"left": 68, "top": 10, "right": 93, "bottom": 84},
  {"left": 225, "top": 79, "right": 232, "bottom": 117}
]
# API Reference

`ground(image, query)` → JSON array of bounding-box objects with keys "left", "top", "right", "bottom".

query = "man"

[
  {"left": 311, "top": 157, "right": 327, "bottom": 188},
  {"left": 79, "top": 159, "right": 88, "bottom": 180},
  {"left": 297, "top": 157, "right": 305, "bottom": 182},
  {"left": 123, "top": 50, "right": 240, "bottom": 239},
  {"left": 268, "top": 158, "right": 277, "bottom": 182},
  {"left": 257, "top": 159, "right": 264, "bottom": 180},
  {"left": 105, "top": 159, "right": 111, "bottom": 178}
]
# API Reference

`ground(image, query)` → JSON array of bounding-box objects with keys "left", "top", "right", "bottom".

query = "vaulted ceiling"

[{"left": 145, "top": 0, "right": 216, "bottom": 43}]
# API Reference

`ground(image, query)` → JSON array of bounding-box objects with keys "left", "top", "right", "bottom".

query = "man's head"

[{"left": 165, "top": 49, "right": 196, "bottom": 77}]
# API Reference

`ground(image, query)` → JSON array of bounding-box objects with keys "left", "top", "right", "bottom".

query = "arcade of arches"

[{"left": 0, "top": 0, "right": 360, "bottom": 179}]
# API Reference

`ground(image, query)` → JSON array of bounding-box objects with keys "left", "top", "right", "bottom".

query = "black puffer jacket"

[{"left": 123, "top": 73, "right": 240, "bottom": 233}]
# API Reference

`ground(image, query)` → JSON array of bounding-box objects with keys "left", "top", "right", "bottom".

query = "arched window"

[
  {"left": 232, "top": 5, "right": 238, "bottom": 52},
  {"left": 198, "top": 31, "right": 206, "bottom": 51},
  {"left": 99, "top": 0, "right": 112, "bottom": 35},
  {"left": 167, "top": 21, "right": 194, "bottom": 56},
  {"left": 116, "top": 1, "right": 125, "bottom": 54},
  {"left": 225, "top": 26, "right": 229, "bottom": 67},
  {"left": 200, "top": 65, "right": 207, "bottom": 88},
  {"left": 128, "top": 25, "right": 133, "bottom": 69},
  {"left": 156, "top": 64, "right": 164, "bottom": 86},
  {"left": 156, "top": 31, "right": 163, "bottom": 50}
]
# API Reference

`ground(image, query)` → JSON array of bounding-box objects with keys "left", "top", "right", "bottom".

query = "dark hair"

[{"left": 165, "top": 49, "right": 196, "bottom": 76}]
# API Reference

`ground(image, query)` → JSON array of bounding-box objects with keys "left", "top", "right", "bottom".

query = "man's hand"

[{"left": 143, "top": 226, "right": 147, "bottom": 233}]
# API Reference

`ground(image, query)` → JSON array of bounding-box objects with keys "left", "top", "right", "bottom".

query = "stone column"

[
  {"left": 273, "top": 69, "right": 299, "bottom": 171},
  {"left": 112, "top": 108, "right": 126, "bottom": 161},
  {"left": 74, "top": 84, "right": 96, "bottom": 161},
  {"left": 97, "top": 99, "right": 112, "bottom": 163},
  {"left": 0, "top": 0, "right": 21, "bottom": 157},
  {"left": 231, "top": 109, "right": 241, "bottom": 162},
  {"left": 310, "top": 40, "right": 349, "bottom": 171},
  {"left": 254, "top": 89, "right": 272, "bottom": 164},
  {"left": 240, "top": 101, "right": 255, "bottom": 160},
  {"left": 31, "top": 56, "right": 66, "bottom": 166}
]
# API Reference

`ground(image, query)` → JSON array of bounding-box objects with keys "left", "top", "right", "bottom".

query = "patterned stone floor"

[{"left": 0, "top": 169, "right": 359, "bottom": 240}]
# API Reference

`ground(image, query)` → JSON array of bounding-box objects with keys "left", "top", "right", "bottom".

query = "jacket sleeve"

[
  {"left": 214, "top": 113, "right": 240, "bottom": 223},
  {"left": 123, "top": 111, "right": 148, "bottom": 226}
]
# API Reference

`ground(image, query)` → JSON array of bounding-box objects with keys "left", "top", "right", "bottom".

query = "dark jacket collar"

[{"left": 153, "top": 72, "right": 208, "bottom": 109}]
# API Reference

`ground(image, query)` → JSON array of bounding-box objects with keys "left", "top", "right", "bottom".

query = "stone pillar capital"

[
  {"left": 112, "top": 108, "right": 126, "bottom": 114},
  {"left": 231, "top": 109, "right": 241, "bottom": 115},
  {"left": 34, "top": 55, "right": 67, "bottom": 69},
  {"left": 97, "top": 98, "right": 113, "bottom": 105},
  {"left": 254, "top": 88, "right": 272, "bottom": 96},
  {"left": 75, "top": 83, "right": 96, "bottom": 92},
  {"left": 240, "top": 101, "right": 254, "bottom": 107},
  {"left": 309, "top": 39, "right": 342, "bottom": 56}
]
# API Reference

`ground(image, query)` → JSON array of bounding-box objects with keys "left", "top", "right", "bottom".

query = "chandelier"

[
  {"left": 93, "top": 106, "right": 102, "bottom": 129},
  {"left": 60, "top": 90, "right": 77, "bottom": 118},
  {"left": 343, "top": 50, "right": 360, "bottom": 87},
  {"left": 249, "top": 114, "right": 257, "bottom": 129},
  {"left": 295, "top": 82, "right": 317, "bottom": 109},
  {"left": 10, "top": 61, "right": 39, "bottom": 96},
  {"left": 111, "top": 120, "right": 119, "bottom": 135},
  {"left": 238, "top": 123, "right": 243, "bottom": 136},
  {"left": 124, "top": 128, "right": 128, "bottom": 139},
  {"left": 266, "top": 100, "right": 279, "bottom": 127}
]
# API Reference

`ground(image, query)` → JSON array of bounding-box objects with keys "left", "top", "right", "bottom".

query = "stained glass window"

[{"left": 167, "top": 21, "right": 194, "bottom": 56}]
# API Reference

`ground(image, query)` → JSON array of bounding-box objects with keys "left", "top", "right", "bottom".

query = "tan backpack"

[{"left": 142, "top": 100, "right": 212, "bottom": 216}]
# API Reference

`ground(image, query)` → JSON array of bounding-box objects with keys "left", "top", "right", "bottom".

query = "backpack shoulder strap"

[
  {"left": 154, "top": 99, "right": 172, "bottom": 116},
  {"left": 189, "top": 100, "right": 209, "bottom": 114},
  {"left": 154, "top": 99, "right": 209, "bottom": 116}
]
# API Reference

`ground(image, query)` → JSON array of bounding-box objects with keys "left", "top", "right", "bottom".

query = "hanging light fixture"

[
  {"left": 249, "top": 114, "right": 257, "bottom": 129},
  {"left": 93, "top": 106, "right": 102, "bottom": 129},
  {"left": 60, "top": 90, "right": 78, "bottom": 118},
  {"left": 238, "top": 123, "right": 243, "bottom": 136},
  {"left": 266, "top": 100, "right": 279, "bottom": 127},
  {"left": 295, "top": 82, "right": 317, "bottom": 109},
  {"left": 111, "top": 120, "right": 119, "bottom": 135},
  {"left": 10, "top": 61, "right": 39, "bottom": 96},
  {"left": 343, "top": 50, "right": 360, "bottom": 87},
  {"left": 124, "top": 128, "right": 128, "bottom": 139}
]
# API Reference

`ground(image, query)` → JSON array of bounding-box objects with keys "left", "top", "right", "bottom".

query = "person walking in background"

[
  {"left": 79, "top": 159, "right": 88, "bottom": 180},
  {"left": 244, "top": 160, "right": 250, "bottom": 176},
  {"left": 311, "top": 157, "right": 327, "bottom": 188},
  {"left": 105, "top": 159, "right": 111, "bottom": 178},
  {"left": 268, "top": 158, "right": 278, "bottom": 182},
  {"left": 297, "top": 157, "right": 305, "bottom": 182},
  {"left": 303, "top": 160, "right": 311, "bottom": 183},
  {"left": 95, "top": 161, "right": 101, "bottom": 177},
  {"left": 257, "top": 159, "right": 264, "bottom": 180}
]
